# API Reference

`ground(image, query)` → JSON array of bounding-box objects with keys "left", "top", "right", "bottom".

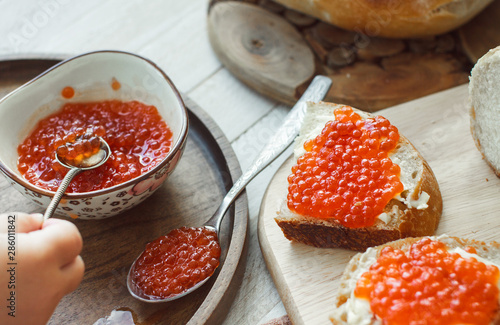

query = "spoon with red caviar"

[
  {"left": 43, "top": 130, "right": 111, "bottom": 220},
  {"left": 127, "top": 76, "right": 333, "bottom": 302}
]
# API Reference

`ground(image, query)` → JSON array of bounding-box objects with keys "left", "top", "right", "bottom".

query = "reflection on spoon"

[
  {"left": 43, "top": 135, "right": 111, "bottom": 221},
  {"left": 126, "top": 75, "right": 333, "bottom": 302}
]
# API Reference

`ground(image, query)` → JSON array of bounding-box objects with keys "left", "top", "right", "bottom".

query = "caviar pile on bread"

[
  {"left": 470, "top": 46, "right": 500, "bottom": 176},
  {"left": 271, "top": 0, "right": 492, "bottom": 38},
  {"left": 330, "top": 235, "right": 500, "bottom": 324},
  {"left": 275, "top": 102, "right": 443, "bottom": 251}
]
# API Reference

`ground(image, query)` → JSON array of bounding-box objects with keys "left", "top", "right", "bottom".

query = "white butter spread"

[
  {"left": 450, "top": 247, "right": 500, "bottom": 271},
  {"left": 408, "top": 191, "right": 430, "bottom": 210},
  {"left": 293, "top": 125, "right": 325, "bottom": 159},
  {"left": 377, "top": 213, "right": 390, "bottom": 224},
  {"left": 376, "top": 205, "right": 400, "bottom": 225},
  {"left": 394, "top": 190, "right": 430, "bottom": 210},
  {"left": 391, "top": 157, "right": 401, "bottom": 165},
  {"left": 344, "top": 297, "right": 380, "bottom": 325},
  {"left": 332, "top": 235, "right": 500, "bottom": 324},
  {"left": 389, "top": 154, "right": 430, "bottom": 210},
  {"left": 331, "top": 246, "right": 381, "bottom": 324}
]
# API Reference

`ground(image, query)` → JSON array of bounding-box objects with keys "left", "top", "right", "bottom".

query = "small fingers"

[
  {"left": 60, "top": 255, "right": 85, "bottom": 295},
  {"left": 15, "top": 213, "right": 43, "bottom": 233},
  {"left": 0, "top": 212, "right": 43, "bottom": 234},
  {"left": 34, "top": 218, "right": 83, "bottom": 267}
]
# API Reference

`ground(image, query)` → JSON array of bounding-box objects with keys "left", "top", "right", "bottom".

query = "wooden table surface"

[{"left": 0, "top": 1, "right": 290, "bottom": 324}]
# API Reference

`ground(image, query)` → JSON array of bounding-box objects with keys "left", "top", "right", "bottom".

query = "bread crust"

[
  {"left": 469, "top": 46, "right": 500, "bottom": 177},
  {"left": 470, "top": 109, "right": 500, "bottom": 177},
  {"left": 272, "top": 0, "right": 493, "bottom": 38},
  {"left": 330, "top": 235, "right": 500, "bottom": 324},
  {"left": 275, "top": 128, "right": 442, "bottom": 252}
]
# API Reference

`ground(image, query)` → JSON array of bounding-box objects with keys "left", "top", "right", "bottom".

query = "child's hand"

[{"left": 0, "top": 212, "right": 84, "bottom": 325}]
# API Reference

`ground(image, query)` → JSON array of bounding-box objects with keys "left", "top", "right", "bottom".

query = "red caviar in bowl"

[
  {"left": 287, "top": 106, "right": 403, "bottom": 228},
  {"left": 61, "top": 86, "right": 75, "bottom": 99},
  {"left": 17, "top": 100, "right": 173, "bottom": 193},
  {"left": 111, "top": 78, "right": 121, "bottom": 91},
  {"left": 355, "top": 238, "right": 500, "bottom": 325},
  {"left": 131, "top": 227, "right": 221, "bottom": 299}
]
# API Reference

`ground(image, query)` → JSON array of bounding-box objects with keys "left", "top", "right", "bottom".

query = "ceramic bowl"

[{"left": 0, "top": 50, "right": 188, "bottom": 220}]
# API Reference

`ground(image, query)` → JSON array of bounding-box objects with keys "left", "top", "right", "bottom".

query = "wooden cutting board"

[{"left": 258, "top": 84, "right": 500, "bottom": 325}]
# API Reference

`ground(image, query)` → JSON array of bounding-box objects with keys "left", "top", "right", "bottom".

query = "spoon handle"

[
  {"left": 43, "top": 168, "right": 82, "bottom": 220},
  {"left": 207, "top": 75, "right": 332, "bottom": 231}
]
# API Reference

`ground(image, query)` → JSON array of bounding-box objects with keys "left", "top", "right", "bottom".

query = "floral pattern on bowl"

[{"left": 2, "top": 144, "right": 185, "bottom": 220}]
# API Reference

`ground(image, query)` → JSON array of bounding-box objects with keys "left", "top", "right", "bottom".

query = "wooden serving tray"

[
  {"left": 0, "top": 57, "right": 248, "bottom": 325},
  {"left": 258, "top": 84, "right": 500, "bottom": 324}
]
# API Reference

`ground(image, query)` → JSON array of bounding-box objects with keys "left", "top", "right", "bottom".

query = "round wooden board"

[
  {"left": 0, "top": 56, "right": 248, "bottom": 325},
  {"left": 208, "top": 1, "right": 473, "bottom": 111},
  {"left": 207, "top": 0, "right": 315, "bottom": 105}
]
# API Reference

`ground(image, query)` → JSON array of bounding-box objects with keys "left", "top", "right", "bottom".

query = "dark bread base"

[{"left": 275, "top": 219, "right": 402, "bottom": 252}]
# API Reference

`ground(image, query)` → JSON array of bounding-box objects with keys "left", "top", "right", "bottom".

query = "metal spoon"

[
  {"left": 127, "top": 75, "right": 333, "bottom": 302},
  {"left": 43, "top": 137, "right": 111, "bottom": 220}
]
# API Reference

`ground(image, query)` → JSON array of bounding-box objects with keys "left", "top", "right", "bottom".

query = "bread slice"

[
  {"left": 275, "top": 102, "right": 442, "bottom": 251},
  {"left": 470, "top": 46, "right": 500, "bottom": 176},
  {"left": 330, "top": 235, "right": 500, "bottom": 324}
]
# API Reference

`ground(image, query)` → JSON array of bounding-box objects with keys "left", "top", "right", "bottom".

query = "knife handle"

[
  {"left": 206, "top": 75, "right": 332, "bottom": 230},
  {"left": 209, "top": 76, "right": 332, "bottom": 225}
]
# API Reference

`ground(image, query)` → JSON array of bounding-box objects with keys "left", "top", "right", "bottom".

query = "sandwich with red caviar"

[
  {"left": 275, "top": 102, "right": 442, "bottom": 251},
  {"left": 330, "top": 235, "right": 500, "bottom": 325}
]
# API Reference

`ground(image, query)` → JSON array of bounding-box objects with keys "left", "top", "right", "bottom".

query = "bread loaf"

[
  {"left": 330, "top": 235, "right": 500, "bottom": 324},
  {"left": 272, "top": 0, "right": 493, "bottom": 38},
  {"left": 470, "top": 46, "right": 500, "bottom": 176},
  {"left": 275, "top": 102, "right": 442, "bottom": 251}
]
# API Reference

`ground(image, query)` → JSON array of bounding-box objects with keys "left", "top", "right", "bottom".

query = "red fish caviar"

[
  {"left": 131, "top": 227, "right": 221, "bottom": 299},
  {"left": 355, "top": 238, "right": 500, "bottom": 325},
  {"left": 17, "top": 100, "right": 173, "bottom": 193},
  {"left": 287, "top": 106, "right": 403, "bottom": 228},
  {"left": 55, "top": 127, "right": 103, "bottom": 166},
  {"left": 111, "top": 78, "right": 121, "bottom": 91},
  {"left": 61, "top": 86, "right": 75, "bottom": 99}
]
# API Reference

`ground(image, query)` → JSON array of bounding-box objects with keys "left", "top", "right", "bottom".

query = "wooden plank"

[
  {"left": 258, "top": 84, "right": 500, "bottom": 324},
  {"left": 0, "top": 0, "right": 222, "bottom": 93},
  {"left": 225, "top": 104, "right": 292, "bottom": 324},
  {"left": 189, "top": 69, "right": 277, "bottom": 142}
]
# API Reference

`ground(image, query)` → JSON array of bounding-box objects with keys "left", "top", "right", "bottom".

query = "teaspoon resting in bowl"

[
  {"left": 43, "top": 134, "right": 111, "bottom": 220},
  {"left": 127, "top": 75, "right": 333, "bottom": 302}
]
